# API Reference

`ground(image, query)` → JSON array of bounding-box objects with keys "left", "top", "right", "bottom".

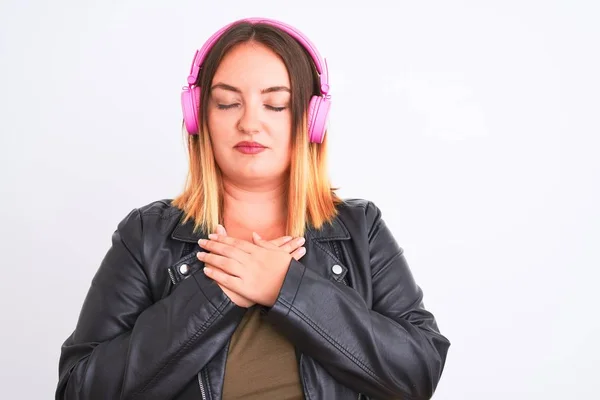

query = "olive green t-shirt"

[{"left": 221, "top": 306, "right": 304, "bottom": 399}]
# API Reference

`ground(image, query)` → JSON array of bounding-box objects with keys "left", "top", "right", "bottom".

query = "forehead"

[{"left": 212, "top": 41, "right": 290, "bottom": 88}]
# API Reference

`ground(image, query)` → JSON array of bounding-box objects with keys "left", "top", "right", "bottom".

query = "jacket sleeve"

[
  {"left": 264, "top": 201, "right": 451, "bottom": 400},
  {"left": 56, "top": 209, "right": 246, "bottom": 400}
]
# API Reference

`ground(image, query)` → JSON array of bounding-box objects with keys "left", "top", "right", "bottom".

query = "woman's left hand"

[{"left": 196, "top": 232, "right": 294, "bottom": 307}]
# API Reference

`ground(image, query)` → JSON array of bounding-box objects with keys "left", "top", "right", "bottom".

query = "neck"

[{"left": 221, "top": 178, "right": 288, "bottom": 233}]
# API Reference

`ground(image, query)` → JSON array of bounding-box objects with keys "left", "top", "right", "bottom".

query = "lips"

[
  {"left": 234, "top": 141, "right": 266, "bottom": 148},
  {"left": 234, "top": 141, "right": 267, "bottom": 154}
]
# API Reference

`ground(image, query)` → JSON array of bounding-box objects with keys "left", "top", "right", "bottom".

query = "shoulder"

[
  {"left": 115, "top": 198, "right": 184, "bottom": 236},
  {"left": 336, "top": 197, "right": 385, "bottom": 235},
  {"left": 136, "top": 199, "right": 180, "bottom": 217},
  {"left": 337, "top": 197, "right": 383, "bottom": 220},
  {"left": 336, "top": 198, "right": 403, "bottom": 254}
]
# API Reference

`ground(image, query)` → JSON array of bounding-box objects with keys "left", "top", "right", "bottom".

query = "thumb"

[
  {"left": 252, "top": 232, "right": 278, "bottom": 249},
  {"left": 217, "top": 224, "right": 227, "bottom": 236}
]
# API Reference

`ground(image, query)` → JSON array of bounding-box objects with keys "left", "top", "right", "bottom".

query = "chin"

[{"left": 236, "top": 168, "right": 288, "bottom": 183}]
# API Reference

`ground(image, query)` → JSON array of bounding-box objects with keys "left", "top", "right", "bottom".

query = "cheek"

[
  {"left": 206, "top": 109, "right": 222, "bottom": 133},
  {"left": 276, "top": 127, "right": 294, "bottom": 165},
  {"left": 207, "top": 111, "right": 233, "bottom": 146},
  {"left": 273, "top": 126, "right": 293, "bottom": 156},
  {"left": 273, "top": 114, "right": 293, "bottom": 143}
]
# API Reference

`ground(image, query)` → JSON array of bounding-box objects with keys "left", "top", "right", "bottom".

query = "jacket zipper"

[{"left": 197, "top": 370, "right": 208, "bottom": 400}]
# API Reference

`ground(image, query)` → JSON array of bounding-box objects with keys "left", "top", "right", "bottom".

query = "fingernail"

[
  {"left": 208, "top": 233, "right": 217, "bottom": 240},
  {"left": 298, "top": 237, "right": 305, "bottom": 245},
  {"left": 299, "top": 247, "right": 306, "bottom": 254},
  {"left": 198, "top": 239, "right": 207, "bottom": 246}
]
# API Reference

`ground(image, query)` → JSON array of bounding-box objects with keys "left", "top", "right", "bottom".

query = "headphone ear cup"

[
  {"left": 307, "top": 95, "right": 331, "bottom": 143},
  {"left": 181, "top": 86, "right": 202, "bottom": 135}
]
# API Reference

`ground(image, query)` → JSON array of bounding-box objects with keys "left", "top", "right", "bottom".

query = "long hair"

[{"left": 172, "top": 21, "right": 342, "bottom": 237}]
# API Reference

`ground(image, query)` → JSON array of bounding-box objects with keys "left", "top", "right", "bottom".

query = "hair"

[{"left": 172, "top": 21, "right": 342, "bottom": 237}]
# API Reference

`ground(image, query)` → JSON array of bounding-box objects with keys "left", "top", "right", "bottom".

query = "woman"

[{"left": 56, "top": 17, "right": 450, "bottom": 400}]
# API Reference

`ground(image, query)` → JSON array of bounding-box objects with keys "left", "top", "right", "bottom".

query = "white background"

[{"left": 1, "top": 0, "right": 599, "bottom": 398}]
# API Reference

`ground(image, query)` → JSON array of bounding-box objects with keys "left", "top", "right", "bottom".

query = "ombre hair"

[{"left": 172, "top": 21, "right": 342, "bottom": 237}]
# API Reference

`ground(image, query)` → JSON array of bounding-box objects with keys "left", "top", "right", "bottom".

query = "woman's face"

[{"left": 207, "top": 41, "right": 293, "bottom": 186}]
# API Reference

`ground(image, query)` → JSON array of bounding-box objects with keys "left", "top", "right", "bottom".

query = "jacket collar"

[{"left": 170, "top": 210, "right": 350, "bottom": 243}]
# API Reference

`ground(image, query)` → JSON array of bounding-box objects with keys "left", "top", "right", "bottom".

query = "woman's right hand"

[{"left": 207, "top": 224, "right": 306, "bottom": 308}]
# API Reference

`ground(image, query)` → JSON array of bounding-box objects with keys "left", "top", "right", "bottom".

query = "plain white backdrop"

[{"left": 1, "top": 0, "right": 599, "bottom": 398}]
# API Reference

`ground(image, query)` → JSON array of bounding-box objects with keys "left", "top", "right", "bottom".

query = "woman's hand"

[
  {"left": 197, "top": 231, "right": 305, "bottom": 307},
  {"left": 204, "top": 225, "right": 306, "bottom": 308}
]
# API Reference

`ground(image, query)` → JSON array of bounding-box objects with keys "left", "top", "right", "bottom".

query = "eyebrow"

[{"left": 211, "top": 82, "right": 291, "bottom": 94}]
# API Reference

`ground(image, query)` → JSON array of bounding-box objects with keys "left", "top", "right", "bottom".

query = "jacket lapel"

[{"left": 171, "top": 213, "right": 208, "bottom": 243}]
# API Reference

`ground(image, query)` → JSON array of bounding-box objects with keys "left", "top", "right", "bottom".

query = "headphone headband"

[{"left": 185, "top": 17, "right": 330, "bottom": 95}]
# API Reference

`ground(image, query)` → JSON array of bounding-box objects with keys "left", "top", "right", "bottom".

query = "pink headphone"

[{"left": 180, "top": 17, "right": 331, "bottom": 143}]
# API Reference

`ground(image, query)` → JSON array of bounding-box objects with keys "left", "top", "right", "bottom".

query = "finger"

[
  {"left": 279, "top": 237, "right": 306, "bottom": 254},
  {"left": 290, "top": 246, "right": 306, "bottom": 261},
  {"left": 197, "top": 251, "right": 242, "bottom": 277},
  {"left": 269, "top": 235, "right": 293, "bottom": 247},
  {"left": 207, "top": 233, "right": 260, "bottom": 253},
  {"left": 198, "top": 239, "right": 250, "bottom": 263},
  {"left": 203, "top": 265, "right": 241, "bottom": 292},
  {"left": 252, "top": 232, "right": 279, "bottom": 250}
]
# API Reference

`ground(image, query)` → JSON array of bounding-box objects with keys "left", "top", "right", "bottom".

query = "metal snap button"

[
  {"left": 332, "top": 264, "right": 343, "bottom": 275},
  {"left": 179, "top": 264, "right": 190, "bottom": 275}
]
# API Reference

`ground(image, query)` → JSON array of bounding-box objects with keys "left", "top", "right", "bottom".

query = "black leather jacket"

[{"left": 56, "top": 198, "right": 450, "bottom": 400}]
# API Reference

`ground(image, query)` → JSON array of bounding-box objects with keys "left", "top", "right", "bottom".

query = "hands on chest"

[{"left": 197, "top": 224, "right": 307, "bottom": 308}]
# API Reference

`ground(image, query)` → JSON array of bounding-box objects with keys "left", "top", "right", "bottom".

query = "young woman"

[{"left": 56, "top": 17, "right": 450, "bottom": 400}]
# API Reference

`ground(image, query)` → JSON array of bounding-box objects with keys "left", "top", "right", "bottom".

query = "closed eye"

[
  {"left": 217, "top": 104, "right": 287, "bottom": 112},
  {"left": 265, "top": 105, "right": 287, "bottom": 112},
  {"left": 217, "top": 103, "right": 239, "bottom": 110}
]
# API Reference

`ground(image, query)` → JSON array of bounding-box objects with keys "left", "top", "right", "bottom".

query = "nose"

[{"left": 237, "top": 102, "right": 261, "bottom": 134}]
